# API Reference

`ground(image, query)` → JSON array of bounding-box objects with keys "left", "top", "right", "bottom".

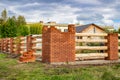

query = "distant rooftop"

[
  {"left": 27, "top": 21, "right": 81, "bottom": 27},
  {"left": 76, "top": 23, "right": 104, "bottom": 33}
]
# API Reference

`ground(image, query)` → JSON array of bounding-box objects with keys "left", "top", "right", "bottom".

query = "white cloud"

[
  {"left": 74, "top": 0, "right": 101, "bottom": 5},
  {"left": 0, "top": 0, "right": 120, "bottom": 28},
  {"left": 102, "top": 19, "right": 114, "bottom": 24}
]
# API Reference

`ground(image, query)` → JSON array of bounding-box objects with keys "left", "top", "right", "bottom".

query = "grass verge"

[{"left": 0, "top": 53, "right": 120, "bottom": 80}]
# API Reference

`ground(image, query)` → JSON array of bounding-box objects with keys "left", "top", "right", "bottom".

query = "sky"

[{"left": 0, "top": 0, "right": 120, "bottom": 28}]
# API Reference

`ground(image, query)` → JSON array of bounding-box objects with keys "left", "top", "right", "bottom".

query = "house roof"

[{"left": 76, "top": 23, "right": 105, "bottom": 33}]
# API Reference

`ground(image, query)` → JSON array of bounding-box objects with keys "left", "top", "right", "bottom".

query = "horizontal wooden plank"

[
  {"left": 32, "top": 41, "right": 42, "bottom": 43},
  {"left": 20, "top": 41, "right": 26, "bottom": 44},
  {"left": 32, "top": 47, "right": 42, "bottom": 50},
  {"left": 75, "top": 53, "right": 108, "bottom": 60},
  {"left": 76, "top": 46, "right": 107, "bottom": 50},
  {"left": 21, "top": 46, "right": 27, "bottom": 49},
  {"left": 76, "top": 33, "right": 107, "bottom": 37},
  {"left": 20, "top": 37, "right": 26, "bottom": 40},
  {"left": 118, "top": 53, "right": 120, "bottom": 56},
  {"left": 118, "top": 47, "right": 120, "bottom": 50},
  {"left": 32, "top": 35, "right": 42, "bottom": 38},
  {"left": 76, "top": 39, "right": 107, "bottom": 43},
  {"left": 76, "top": 53, "right": 108, "bottom": 57},
  {"left": 118, "top": 40, "right": 120, "bottom": 43},
  {"left": 118, "top": 34, "right": 120, "bottom": 37}
]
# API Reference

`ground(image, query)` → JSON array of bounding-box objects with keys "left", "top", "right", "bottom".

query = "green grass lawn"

[{"left": 0, "top": 53, "right": 120, "bottom": 80}]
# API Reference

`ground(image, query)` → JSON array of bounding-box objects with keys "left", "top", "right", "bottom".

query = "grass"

[{"left": 0, "top": 53, "right": 120, "bottom": 80}]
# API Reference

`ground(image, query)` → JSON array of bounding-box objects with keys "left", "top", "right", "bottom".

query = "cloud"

[{"left": 0, "top": 0, "right": 120, "bottom": 28}]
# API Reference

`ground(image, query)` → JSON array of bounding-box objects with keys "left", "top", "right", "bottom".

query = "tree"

[
  {"left": 17, "top": 25, "right": 29, "bottom": 36},
  {"left": 1, "top": 9, "right": 7, "bottom": 21},
  {"left": 11, "top": 16, "right": 17, "bottom": 22},
  {"left": 1, "top": 17, "right": 17, "bottom": 38},
  {"left": 17, "top": 15, "right": 26, "bottom": 26},
  {"left": 0, "top": 18, "right": 4, "bottom": 24},
  {"left": 29, "top": 23, "right": 43, "bottom": 34},
  {"left": 0, "top": 24, "right": 2, "bottom": 38}
]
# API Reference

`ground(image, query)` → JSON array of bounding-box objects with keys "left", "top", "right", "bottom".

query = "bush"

[
  {"left": 29, "top": 23, "right": 43, "bottom": 34},
  {"left": 17, "top": 25, "right": 29, "bottom": 36}
]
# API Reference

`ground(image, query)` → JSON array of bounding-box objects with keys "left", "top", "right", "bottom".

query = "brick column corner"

[
  {"left": 9, "top": 38, "right": 14, "bottom": 53},
  {"left": 106, "top": 33, "right": 119, "bottom": 60},
  {"left": 27, "top": 35, "right": 32, "bottom": 52},
  {"left": 42, "top": 25, "right": 75, "bottom": 63}
]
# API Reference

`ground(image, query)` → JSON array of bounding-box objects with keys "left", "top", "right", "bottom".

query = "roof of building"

[{"left": 76, "top": 23, "right": 105, "bottom": 33}]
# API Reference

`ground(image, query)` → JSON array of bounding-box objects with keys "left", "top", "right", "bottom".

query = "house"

[
  {"left": 43, "top": 21, "right": 81, "bottom": 32},
  {"left": 76, "top": 23, "right": 106, "bottom": 33},
  {"left": 76, "top": 23, "right": 106, "bottom": 39}
]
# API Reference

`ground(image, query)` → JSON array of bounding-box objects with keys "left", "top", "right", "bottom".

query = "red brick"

[
  {"left": 42, "top": 25, "right": 75, "bottom": 63},
  {"left": 106, "top": 33, "right": 119, "bottom": 60},
  {"left": 19, "top": 50, "right": 36, "bottom": 62}
]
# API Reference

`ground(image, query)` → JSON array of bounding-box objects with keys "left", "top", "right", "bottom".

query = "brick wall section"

[
  {"left": 5, "top": 38, "right": 9, "bottom": 52},
  {"left": 106, "top": 33, "right": 119, "bottom": 60},
  {"left": 9, "top": 38, "right": 14, "bottom": 53},
  {"left": 15, "top": 37, "right": 21, "bottom": 54},
  {"left": 1, "top": 39, "right": 4, "bottom": 52},
  {"left": 26, "top": 35, "right": 36, "bottom": 52},
  {"left": 42, "top": 24, "right": 75, "bottom": 63},
  {"left": 2, "top": 39, "right": 5, "bottom": 52},
  {"left": 27, "top": 35, "right": 32, "bottom": 52},
  {"left": 0, "top": 39, "right": 1, "bottom": 51}
]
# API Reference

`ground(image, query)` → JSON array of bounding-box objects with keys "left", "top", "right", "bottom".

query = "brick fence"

[
  {"left": 0, "top": 35, "right": 39, "bottom": 54},
  {"left": 42, "top": 25, "right": 119, "bottom": 63},
  {"left": 0, "top": 25, "right": 119, "bottom": 63}
]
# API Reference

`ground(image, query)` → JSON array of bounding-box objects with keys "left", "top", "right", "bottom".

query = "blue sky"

[{"left": 0, "top": 0, "right": 120, "bottom": 28}]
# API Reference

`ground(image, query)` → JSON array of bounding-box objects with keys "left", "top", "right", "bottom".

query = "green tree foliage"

[
  {"left": 0, "top": 9, "right": 43, "bottom": 38},
  {"left": 17, "top": 15, "right": 26, "bottom": 26},
  {"left": 17, "top": 25, "right": 29, "bottom": 36},
  {"left": 0, "top": 18, "right": 17, "bottom": 38},
  {"left": 11, "top": 16, "right": 17, "bottom": 22},
  {"left": 0, "top": 24, "right": 2, "bottom": 37},
  {"left": 29, "top": 23, "right": 43, "bottom": 34},
  {"left": 1, "top": 9, "right": 7, "bottom": 21},
  {"left": 0, "top": 18, "right": 4, "bottom": 24},
  {"left": 118, "top": 28, "right": 120, "bottom": 34}
]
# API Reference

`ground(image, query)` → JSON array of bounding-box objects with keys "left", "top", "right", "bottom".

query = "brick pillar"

[
  {"left": 27, "top": 35, "right": 32, "bottom": 52},
  {"left": 1, "top": 39, "right": 4, "bottom": 52},
  {"left": 9, "top": 38, "right": 14, "bottom": 53},
  {"left": 16, "top": 37, "right": 21, "bottom": 54},
  {"left": 42, "top": 25, "right": 75, "bottom": 63},
  {"left": 3, "top": 39, "right": 5, "bottom": 52},
  {"left": 0, "top": 39, "right": 1, "bottom": 52},
  {"left": 5, "top": 38, "right": 9, "bottom": 53},
  {"left": 106, "top": 33, "right": 118, "bottom": 60}
]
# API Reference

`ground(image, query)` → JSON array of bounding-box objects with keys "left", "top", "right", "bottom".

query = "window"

[
  {"left": 77, "top": 36, "right": 82, "bottom": 39},
  {"left": 88, "top": 36, "right": 91, "bottom": 39},
  {"left": 64, "top": 29, "right": 68, "bottom": 32},
  {"left": 94, "top": 27, "right": 96, "bottom": 33}
]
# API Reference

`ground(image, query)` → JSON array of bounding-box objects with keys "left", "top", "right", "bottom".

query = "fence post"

[
  {"left": 3, "top": 39, "right": 5, "bottom": 52},
  {"left": 27, "top": 35, "right": 32, "bottom": 52},
  {"left": 0, "top": 39, "right": 1, "bottom": 52},
  {"left": 1, "top": 39, "right": 4, "bottom": 52},
  {"left": 5, "top": 38, "right": 9, "bottom": 53},
  {"left": 9, "top": 38, "right": 14, "bottom": 54},
  {"left": 106, "top": 33, "right": 118, "bottom": 60},
  {"left": 15, "top": 37, "right": 21, "bottom": 54}
]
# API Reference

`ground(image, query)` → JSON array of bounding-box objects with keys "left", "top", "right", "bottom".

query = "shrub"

[
  {"left": 17, "top": 25, "right": 29, "bottom": 36},
  {"left": 29, "top": 23, "right": 43, "bottom": 34}
]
